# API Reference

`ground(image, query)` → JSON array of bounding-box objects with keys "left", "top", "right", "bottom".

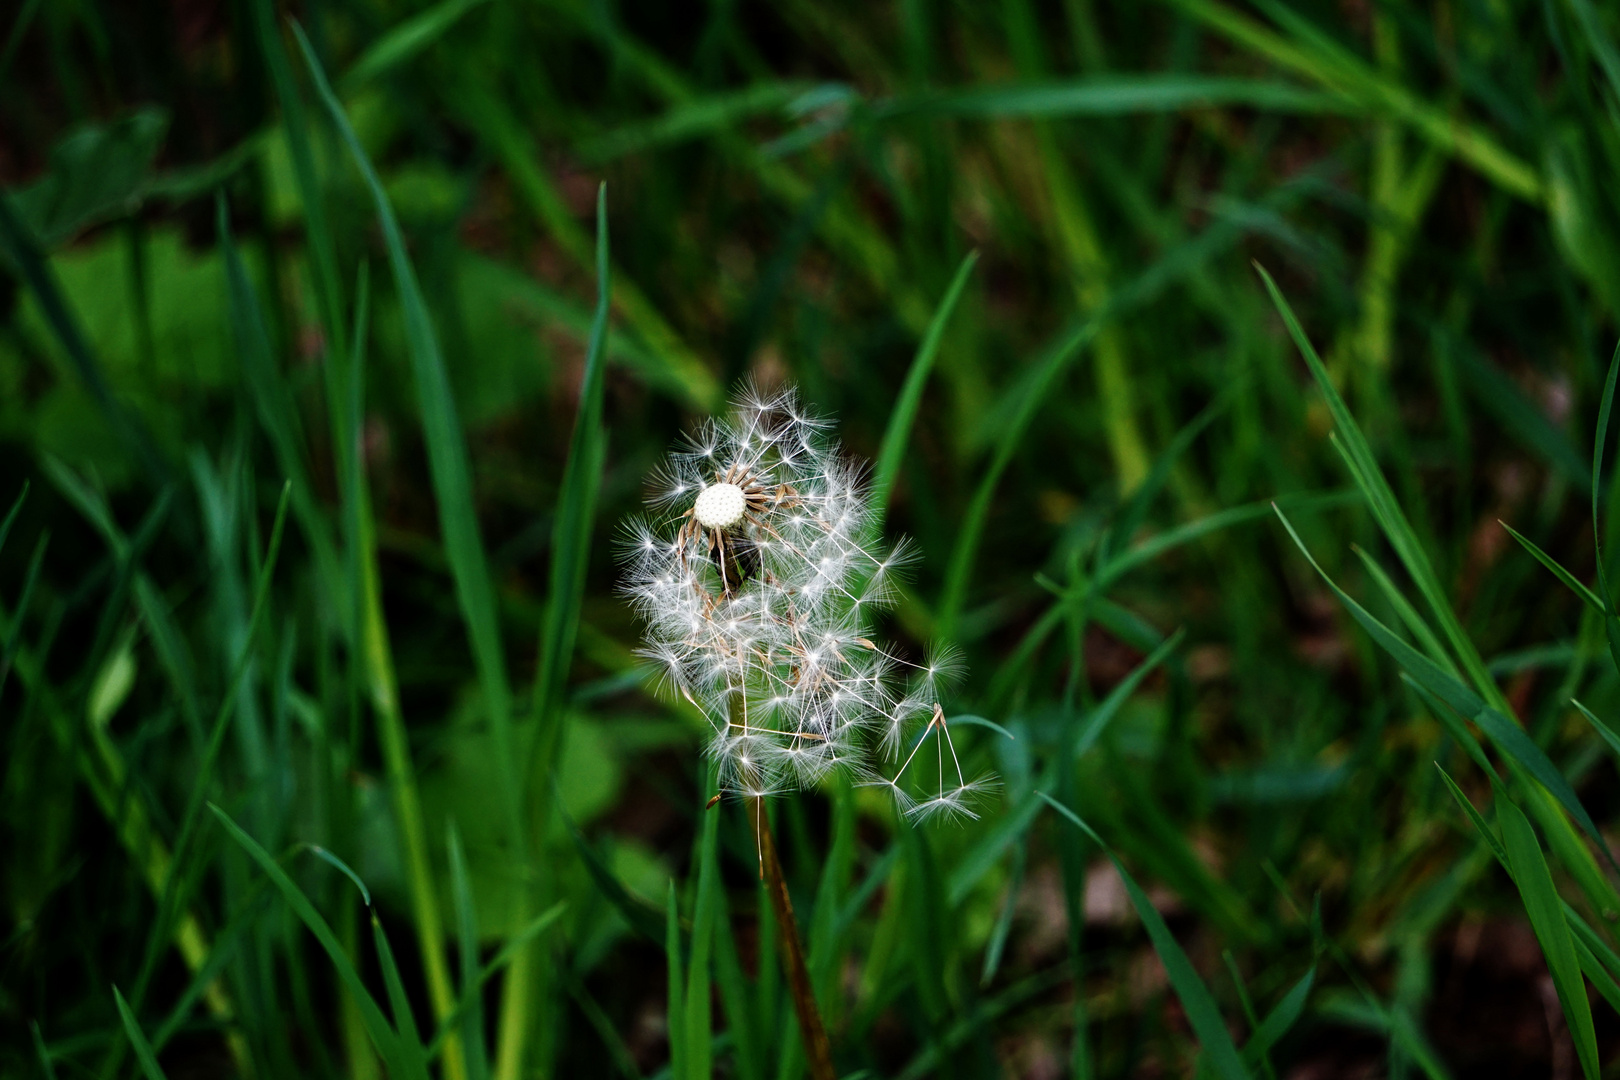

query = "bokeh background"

[{"left": 7, "top": 1, "right": 1620, "bottom": 1077}]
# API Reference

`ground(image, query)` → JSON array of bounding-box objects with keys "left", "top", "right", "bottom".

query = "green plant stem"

[{"left": 753, "top": 799, "right": 836, "bottom": 1080}]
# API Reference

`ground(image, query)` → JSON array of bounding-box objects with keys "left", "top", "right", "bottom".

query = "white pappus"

[{"left": 620, "top": 384, "right": 994, "bottom": 821}]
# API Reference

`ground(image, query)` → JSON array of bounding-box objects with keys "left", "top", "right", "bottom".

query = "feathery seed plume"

[{"left": 621, "top": 384, "right": 992, "bottom": 821}]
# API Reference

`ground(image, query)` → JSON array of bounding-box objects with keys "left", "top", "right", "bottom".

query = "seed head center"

[{"left": 694, "top": 483, "right": 747, "bottom": 529}]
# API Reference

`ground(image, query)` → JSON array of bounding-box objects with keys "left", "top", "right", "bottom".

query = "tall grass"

[{"left": 7, "top": 1, "right": 1620, "bottom": 1077}]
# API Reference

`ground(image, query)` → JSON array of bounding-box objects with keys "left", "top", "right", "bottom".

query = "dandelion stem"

[{"left": 752, "top": 798, "right": 836, "bottom": 1080}]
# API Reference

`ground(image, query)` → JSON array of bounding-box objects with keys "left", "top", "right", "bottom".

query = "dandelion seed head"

[{"left": 619, "top": 383, "right": 995, "bottom": 818}]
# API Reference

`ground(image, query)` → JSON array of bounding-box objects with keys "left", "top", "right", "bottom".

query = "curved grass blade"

[
  {"left": 879, "top": 75, "right": 1345, "bottom": 119},
  {"left": 871, "top": 250, "right": 977, "bottom": 529},
  {"left": 1073, "top": 628, "right": 1186, "bottom": 760},
  {"left": 1038, "top": 792, "right": 1251, "bottom": 1080},
  {"left": 207, "top": 803, "right": 406, "bottom": 1071},
  {"left": 373, "top": 913, "right": 431, "bottom": 1080},
  {"left": 30, "top": 1021, "right": 58, "bottom": 1080},
  {"left": 1590, "top": 341, "right": 1620, "bottom": 678},
  {"left": 1243, "top": 967, "right": 1313, "bottom": 1069},
  {"left": 534, "top": 183, "right": 611, "bottom": 772},
  {"left": 447, "top": 826, "right": 491, "bottom": 1080},
  {"left": 422, "top": 902, "right": 569, "bottom": 1061},
  {"left": 1276, "top": 506, "right": 1620, "bottom": 879},
  {"left": 342, "top": 0, "right": 492, "bottom": 89},
  {"left": 666, "top": 882, "right": 685, "bottom": 1073},
  {"left": 0, "top": 482, "right": 26, "bottom": 557},
  {"left": 1500, "top": 522, "right": 1605, "bottom": 614},
  {"left": 302, "top": 843, "right": 371, "bottom": 908},
  {"left": 1499, "top": 799, "right": 1600, "bottom": 1080},
  {"left": 293, "top": 18, "right": 519, "bottom": 840},
  {"left": 112, "top": 986, "right": 169, "bottom": 1080}
]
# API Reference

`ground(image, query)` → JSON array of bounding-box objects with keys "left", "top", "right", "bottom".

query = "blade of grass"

[
  {"left": 1242, "top": 967, "right": 1313, "bottom": 1069},
  {"left": 497, "top": 184, "right": 613, "bottom": 1080},
  {"left": 871, "top": 250, "right": 977, "bottom": 529},
  {"left": 447, "top": 826, "right": 492, "bottom": 1080},
  {"left": 0, "top": 193, "right": 166, "bottom": 484},
  {"left": 684, "top": 799, "right": 721, "bottom": 1080},
  {"left": 1588, "top": 341, "right": 1620, "bottom": 678},
  {"left": 1499, "top": 523, "right": 1605, "bottom": 613},
  {"left": 666, "top": 882, "right": 686, "bottom": 1074},
  {"left": 112, "top": 986, "right": 170, "bottom": 1080},
  {"left": 1276, "top": 507, "right": 1619, "bottom": 880},
  {"left": 1498, "top": 799, "right": 1600, "bottom": 1080},
  {"left": 1039, "top": 793, "right": 1251, "bottom": 1080},
  {"left": 936, "top": 196, "right": 1284, "bottom": 637},
  {"left": 0, "top": 481, "right": 26, "bottom": 557},
  {"left": 294, "top": 28, "right": 497, "bottom": 1068},
  {"left": 207, "top": 803, "right": 406, "bottom": 1071},
  {"left": 422, "top": 902, "right": 570, "bottom": 1061},
  {"left": 1164, "top": 0, "right": 1541, "bottom": 201},
  {"left": 1261, "top": 267, "right": 1620, "bottom": 913},
  {"left": 373, "top": 914, "right": 432, "bottom": 1080},
  {"left": 342, "top": 0, "right": 492, "bottom": 89}
]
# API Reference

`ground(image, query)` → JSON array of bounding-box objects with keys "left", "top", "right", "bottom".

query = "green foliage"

[{"left": 11, "top": 2, "right": 1620, "bottom": 1078}]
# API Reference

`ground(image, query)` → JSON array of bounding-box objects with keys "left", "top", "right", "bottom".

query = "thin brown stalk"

[{"left": 752, "top": 797, "right": 837, "bottom": 1080}]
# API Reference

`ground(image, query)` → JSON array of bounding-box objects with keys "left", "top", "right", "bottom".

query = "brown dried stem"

[{"left": 752, "top": 797, "right": 836, "bottom": 1080}]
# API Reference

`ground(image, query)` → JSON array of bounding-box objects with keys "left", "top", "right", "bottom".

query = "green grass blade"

[
  {"left": 936, "top": 201, "right": 1276, "bottom": 637},
  {"left": 1435, "top": 764, "right": 1509, "bottom": 870},
  {"left": 684, "top": 802, "right": 720, "bottom": 1080},
  {"left": 534, "top": 183, "right": 611, "bottom": 762},
  {"left": 666, "top": 882, "right": 686, "bottom": 1073},
  {"left": 422, "top": 902, "right": 568, "bottom": 1060},
  {"left": 373, "top": 914, "right": 432, "bottom": 1080},
  {"left": 30, "top": 1021, "right": 58, "bottom": 1080},
  {"left": 0, "top": 194, "right": 166, "bottom": 483},
  {"left": 1589, "top": 341, "right": 1620, "bottom": 678},
  {"left": 1277, "top": 506, "right": 1619, "bottom": 877},
  {"left": 1242, "top": 967, "right": 1313, "bottom": 1069},
  {"left": 1499, "top": 522, "right": 1606, "bottom": 613},
  {"left": 1039, "top": 793, "right": 1251, "bottom": 1080},
  {"left": 1498, "top": 799, "right": 1600, "bottom": 1080},
  {"left": 1351, "top": 546, "right": 1457, "bottom": 671},
  {"left": 207, "top": 803, "right": 405, "bottom": 1069},
  {"left": 1571, "top": 699, "right": 1620, "bottom": 763},
  {"left": 1072, "top": 628, "right": 1186, "bottom": 760},
  {"left": 1257, "top": 264, "right": 1478, "bottom": 689},
  {"left": 447, "top": 826, "right": 492, "bottom": 1080},
  {"left": 946, "top": 792, "right": 1042, "bottom": 906},
  {"left": 0, "top": 481, "right": 26, "bottom": 558},
  {"left": 342, "top": 0, "right": 492, "bottom": 89},
  {"left": 294, "top": 19, "right": 519, "bottom": 837},
  {"left": 112, "top": 986, "right": 170, "bottom": 1080},
  {"left": 249, "top": 0, "right": 346, "bottom": 366},
  {"left": 871, "top": 250, "right": 977, "bottom": 529},
  {"left": 880, "top": 75, "right": 1347, "bottom": 119}
]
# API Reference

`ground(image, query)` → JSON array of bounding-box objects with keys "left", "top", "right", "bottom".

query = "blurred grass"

[{"left": 9, "top": 1, "right": 1620, "bottom": 1078}]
